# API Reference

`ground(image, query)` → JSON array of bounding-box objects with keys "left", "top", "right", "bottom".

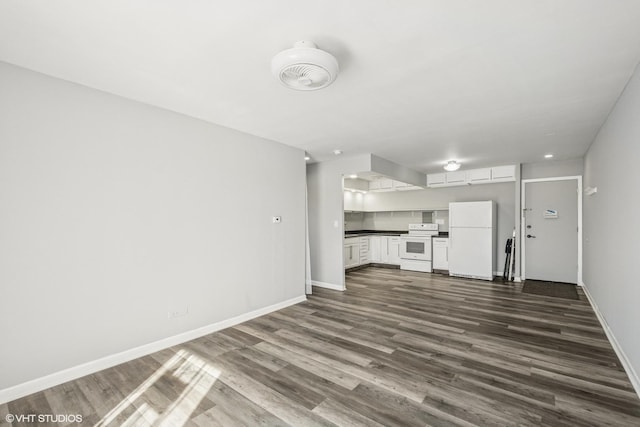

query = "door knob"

[{"left": 526, "top": 234, "right": 536, "bottom": 238}]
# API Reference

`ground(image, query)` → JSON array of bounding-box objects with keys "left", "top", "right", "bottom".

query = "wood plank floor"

[{"left": 3, "top": 267, "right": 640, "bottom": 426}]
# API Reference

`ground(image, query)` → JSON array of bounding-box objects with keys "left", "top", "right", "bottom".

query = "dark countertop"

[
  {"left": 345, "top": 230, "right": 407, "bottom": 237},
  {"left": 345, "top": 230, "right": 449, "bottom": 238}
]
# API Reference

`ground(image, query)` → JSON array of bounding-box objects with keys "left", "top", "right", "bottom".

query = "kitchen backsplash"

[{"left": 345, "top": 210, "right": 449, "bottom": 231}]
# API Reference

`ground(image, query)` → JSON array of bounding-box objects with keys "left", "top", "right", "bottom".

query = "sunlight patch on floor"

[{"left": 96, "top": 348, "right": 220, "bottom": 427}]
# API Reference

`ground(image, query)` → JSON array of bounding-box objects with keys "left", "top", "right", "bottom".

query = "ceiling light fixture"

[
  {"left": 443, "top": 160, "right": 461, "bottom": 172},
  {"left": 304, "top": 155, "right": 310, "bottom": 161},
  {"left": 271, "top": 41, "right": 339, "bottom": 91},
  {"left": 544, "top": 154, "right": 554, "bottom": 159},
  {"left": 349, "top": 174, "right": 357, "bottom": 179},
  {"left": 333, "top": 149, "right": 342, "bottom": 155}
]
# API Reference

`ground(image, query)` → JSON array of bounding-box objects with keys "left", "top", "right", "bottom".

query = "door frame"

[{"left": 521, "top": 176, "right": 582, "bottom": 284}]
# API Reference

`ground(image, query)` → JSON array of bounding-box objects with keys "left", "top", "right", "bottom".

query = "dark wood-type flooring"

[{"left": 3, "top": 267, "right": 640, "bottom": 426}]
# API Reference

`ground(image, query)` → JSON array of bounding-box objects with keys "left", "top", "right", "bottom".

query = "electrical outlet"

[
  {"left": 272, "top": 216, "right": 281, "bottom": 223},
  {"left": 168, "top": 305, "right": 189, "bottom": 319}
]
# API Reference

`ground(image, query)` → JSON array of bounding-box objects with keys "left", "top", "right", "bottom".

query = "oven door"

[{"left": 400, "top": 237, "right": 432, "bottom": 260}]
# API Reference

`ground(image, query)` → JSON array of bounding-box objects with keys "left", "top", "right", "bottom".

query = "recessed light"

[
  {"left": 349, "top": 174, "right": 357, "bottom": 179},
  {"left": 304, "top": 156, "right": 310, "bottom": 161},
  {"left": 544, "top": 154, "right": 554, "bottom": 159},
  {"left": 333, "top": 149, "right": 342, "bottom": 155}
]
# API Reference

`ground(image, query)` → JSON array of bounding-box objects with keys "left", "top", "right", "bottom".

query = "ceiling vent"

[{"left": 271, "top": 41, "right": 339, "bottom": 91}]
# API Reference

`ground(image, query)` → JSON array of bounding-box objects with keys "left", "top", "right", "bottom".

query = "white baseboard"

[
  {"left": 581, "top": 282, "right": 640, "bottom": 398},
  {"left": 0, "top": 295, "right": 307, "bottom": 404},
  {"left": 312, "top": 280, "right": 345, "bottom": 291}
]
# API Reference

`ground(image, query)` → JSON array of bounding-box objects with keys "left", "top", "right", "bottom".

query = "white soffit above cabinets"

[{"left": 1, "top": 1, "right": 640, "bottom": 172}]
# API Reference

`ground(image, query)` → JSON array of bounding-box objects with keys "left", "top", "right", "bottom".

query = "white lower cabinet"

[
  {"left": 388, "top": 237, "right": 401, "bottom": 265},
  {"left": 369, "top": 236, "right": 381, "bottom": 262},
  {"left": 432, "top": 237, "right": 449, "bottom": 271},
  {"left": 347, "top": 235, "right": 400, "bottom": 267},
  {"left": 344, "top": 237, "right": 360, "bottom": 268},
  {"left": 359, "top": 236, "right": 370, "bottom": 264},
  {"left": 378, "top": 236, "right": 400, "bottom": 265}
]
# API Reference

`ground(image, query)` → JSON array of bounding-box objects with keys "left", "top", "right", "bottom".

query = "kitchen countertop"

[
  {"left": 345, "top": 230, "right": 449, "bottom": 238},
  {"left": 345, "top": 230, "right": 407, "bottom": 237}
]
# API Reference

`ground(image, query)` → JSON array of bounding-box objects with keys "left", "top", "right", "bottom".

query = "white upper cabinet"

[
  {"left": 490, "top": 165, "right": 516, "bottom": 181},
  {"left": 426, "top": 165, "right": 516, "bottom": 188},
  {"left": 426, "top": 173, "right": 446, "bottom": 186},
  {"left": 378, "top": 178, "right": 394, "bottom": 190},
  {"left": 368, "top": 177, "right": 421, "bottom": 192},
  {"left": 344, "top": 191, "right": 364, "bottom": 211},
  {"left": 467, "top": 168, "right": 491, "bottom": 183},
  {"left": 445, "top": 171, "right": 467, "bottom": 185}
]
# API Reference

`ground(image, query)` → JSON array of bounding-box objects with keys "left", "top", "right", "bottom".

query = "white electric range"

[{"left": 399, "top": 223, "right": 439, "bottom": 272}]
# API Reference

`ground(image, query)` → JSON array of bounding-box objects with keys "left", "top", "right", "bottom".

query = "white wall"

[
  {"left": 365, "top": 184, "right": 515, "bottom": 272},
  {"left": 583, "top": 63, "right": 640, "bottom": 390},
  {"left": 0, "top": 62, "right": 306, "bottom": 392},
  {"left": 522, "top": 157, "right": 584, "bottom": 179}
]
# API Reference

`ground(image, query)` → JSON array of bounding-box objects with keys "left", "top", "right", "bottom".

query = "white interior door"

[{"left": 523, "top": 179, "right": 579, "bottom": 284}]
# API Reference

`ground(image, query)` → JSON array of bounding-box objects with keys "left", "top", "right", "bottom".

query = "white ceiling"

[{"left": 1, "top": 1, "right": 640, "bottom": 173}]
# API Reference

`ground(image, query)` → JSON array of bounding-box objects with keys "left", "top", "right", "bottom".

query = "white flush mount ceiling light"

[
  {"left": 333, "top": 149, "right": 343, "bottom": 155},
  {"left": 544, "top": 154, "right": 554, "bottom": 158},
  {"left": 444, "top": 160, "right": 461, "bottom": 172},
  {"left": 271, "top": 41, "right": 339, "bottom": 91}
]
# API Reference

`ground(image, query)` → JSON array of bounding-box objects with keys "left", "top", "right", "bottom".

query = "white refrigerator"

[{"left": 448, "top": 201, "right": 496, "bottom": 281}]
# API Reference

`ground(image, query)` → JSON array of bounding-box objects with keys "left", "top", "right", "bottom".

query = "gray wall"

[
  {"left": 307, "top": 155, "right": 372, "bottom": 288},
  {"left": 0, "top": 62, "right": 306, "bottom": 390},
  {"left": 522, "top": 158, "right": 584, "bottom": 179},
  {"left": 583, "top": 64, "right": 640, "bottom": 387},
  {"left": 364, "top": 183, "right": 515, "bottom": 273}
]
